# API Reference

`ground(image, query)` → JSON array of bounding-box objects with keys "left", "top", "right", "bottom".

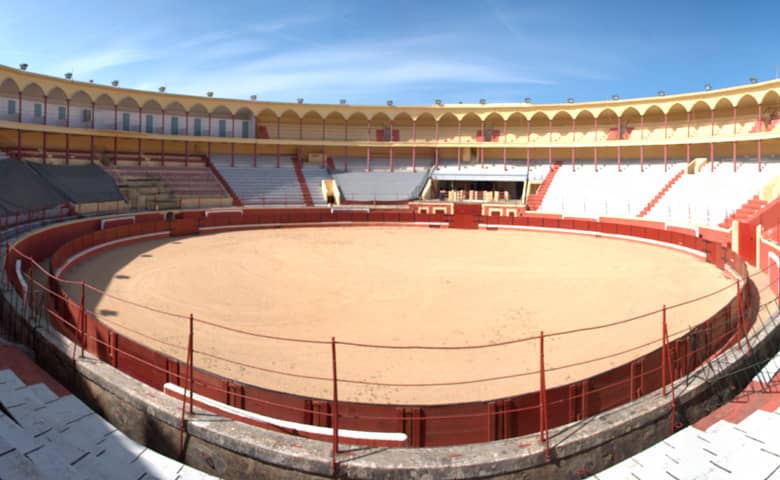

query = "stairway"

[
  {"left": 638, "top": 169, "right": 684, "bottom": 217},
  {"left": 526, "top": 161, "right": 562, "bottom": 210},
  {"left": 291, "top": 157, "right": 314, "bottom": 206},
  {"left": 719, "top": 195, "right": 767, "bottom": 229}
]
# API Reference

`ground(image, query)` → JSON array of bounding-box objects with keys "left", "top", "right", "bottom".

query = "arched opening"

[
  {"left": 483, "top": 112, "right": 504, "bottom": 143},
  {"left": 275, "top": 109, "right": 299, "bottom": 140},
  {"left": 163, "top": 102, "right": 187, "bottom": 136},
  {"left": 761, "top": 91, "right": 780, "bottom": 131},
  {"left": 235, "top": 107, "right": 254, "bottom": 139},
  {"left": 0, "top": 78, "right": 20, "bottom": 122},
  {"left": 460, "top": 112, "right": 481, "bottom": 144},
  {"left": 93, "top": 94, "right": 115, "bottom": 130},
  {"left": 505, "top": 112, "right": 528, "bottom": 144},
  {"left": 323, "top": 111, "right": 346, "bottom": 141},
  {"left": 595, "top": 108, "right": 619, "bottom": 141},
  {"left": 21, "top": 83, "right": 46, "bottom": 125},
  {"left": 346, "top": 112, "right": 368, "bottom": 142},
  {"left": 392, "top": 112, "right": 413, "bottom": 143},
  {"left": 414, "top": 112, "right": 436, "bottom": 144},
  {"left": 712, "top": 98, "right": 734, "bottom": 137},
  {"left": 369, "top": 112, "right": 392, "bottom": 143},
  {"left": 666, "top": 104, "right": 687, "bottom": 139},
  {"left": 256, "top": 108, "right": 278, "bottom": 139},
  {"left": 436, "top": 112, "right": 459, "bottom": 145},
  {"left": 550, "top": 111, "right": 573, "bottom": 143},
  {"left": 735, "top": 95, "right": 759, "bottom": 135},
  {"left": 46, "top": 87, "right": 69, "bottom": 126},
  {"left": 642, "top": 105, "right": 665, "bottom": 141},
  {"left": 688, "top": 101, "right": 711, "bottom": 137},
  {"left": 573, "top": 110, "right": 595, "bottom": 143},
  {"left": 188, "top": 103, "right": 209, "bottom": 137},
  {"left": 301, "top": 110, "right": 324, "bottom": 141},
  {"left": 528, "top": 111, "right": 549, "bottom": 143},
  {"left": 620, "top": 107, "right": 641, "bottom": 140},
  {"left": 140, "top": 99, "right": 163, "bottom": 134},
  {"left": 70, "top": 91, "right": 93, "bottom": 128},
  {"left": 211, "top": 105, "right": 234, "bottom": 138}
]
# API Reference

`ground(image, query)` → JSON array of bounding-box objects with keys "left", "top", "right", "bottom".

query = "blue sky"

[{"left": 1, "top": 0, "right": 778, "bottom": 106}]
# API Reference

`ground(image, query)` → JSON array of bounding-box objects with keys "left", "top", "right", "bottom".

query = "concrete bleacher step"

[{"left": 0, "top": 368, "right": 216, "bottom": 479}]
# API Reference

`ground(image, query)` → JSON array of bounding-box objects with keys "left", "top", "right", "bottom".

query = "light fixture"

[
  {"left": 111, "top": 80, "right": 119, "bottom": 87},
  {"left": 567, "top": 97, "right": 575, "bottom": 104},
  {"left": 657, "top": 90, "right": 665, "bottom": 96},
  {"left": 524, "top": 97, "right": 532, "bottom": 104},
  {"left": 704, "top": 83, "right": 712, "bottom": 91},
  {"left": 339, "top": 99, "right": 347, "bottom": 105},
  {"left": 207, "top": 91, "right": 214, "bottom": 97},
  {"left": 479, "top": 98, "right": 486, "bottom": 105},
  {"left": 88, "top": 80, "right": 94, "bottom": 84},
  {"left": 158, "top": 86, "right": 166, "bottom": 93},
  {"left": 434, "top": 99, "right": 443, "bottom": 106},
  {"left": 387, "top": 100, "right": 394, "bottom": 106},
  {"left": 750, "top": 77, "right": 758, "bottom": 84},
  {"left": 612, "top": 94, "right": 620, "bottom": 100},
  {"left": 19, "top": 63, "right": 28, "bottom": 71},
  {"left": 64, "top": 72, "right": 73, "bottom": 80},
  {"left": 251, "top": 95, "right": 257, "bottom": 101},
  {"left": 297, "top": 98, "right": 304, "bottom": 104}
]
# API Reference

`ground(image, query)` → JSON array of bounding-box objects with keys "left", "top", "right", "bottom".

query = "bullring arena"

[
  {"left": 62, "top": 226, "right": 734, "bottom": 405},
  {"left": 1, "top": 59, "right": 780, "bottom": 480}
]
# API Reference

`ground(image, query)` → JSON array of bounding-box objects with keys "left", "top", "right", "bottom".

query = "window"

[
  {"left": 146, "top": 114, "right": 154, "bottom": 134},
  {"left": 122, "top": 112, "right": 131, "bottom": 131},
  {"left": 34, "top": 103, "right": 42, "bottom": 118},
  {"left": 194, "top": 118, "right": 202, "bottom": 136},
  {"left": 82, "top": 109, "right": 92, "bottom": 123},
  {"left": 58, "top": 106, "right": 66, "bottom": 121},
  {"left": 218, "top": 119, "right": 227, "bottom": 137},
  {"left": 7, "top": 99, "right": 16, "bottom": 115},
  {"left": 242, "top": 121, "right": 249, "bottom": 138},
  {"left": 171, "top": 116, "right": 179, "bottom": 135}
]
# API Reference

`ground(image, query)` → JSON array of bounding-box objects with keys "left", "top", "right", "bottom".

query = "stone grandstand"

[{"left": 1, "top": 63, "right": 780, "bottom": 479}]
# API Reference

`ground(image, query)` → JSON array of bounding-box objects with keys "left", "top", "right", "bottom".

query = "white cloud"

[
  {"left": 54, "top": 48, "right": 157, "bottom": 76},
  {"left": 155, "top": 36, "right": 552, "bottom": 103}
]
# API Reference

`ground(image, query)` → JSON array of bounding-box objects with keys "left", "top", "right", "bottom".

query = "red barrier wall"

[{"left": 7, "top": 208, "right": 754, "bottom": 448}]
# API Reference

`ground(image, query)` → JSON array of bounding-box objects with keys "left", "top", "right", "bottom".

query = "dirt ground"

[{"left": 62, "top": 227, "right": 735, "bottom": 405}]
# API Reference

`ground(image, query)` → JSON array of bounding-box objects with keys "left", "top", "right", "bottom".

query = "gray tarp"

[
  {"left": 28, "top": 162, "right": 124, "bottom": 203},
  {"left": 333, "top": 170, "right": 429, "bottom": 202},
  {"left": 0, "top": 157, "right": 68, "bottom": 215}
]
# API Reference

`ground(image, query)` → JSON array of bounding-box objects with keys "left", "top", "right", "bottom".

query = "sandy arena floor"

[{"left": 62, "top": 227, "right": 735, "bottom": 404}]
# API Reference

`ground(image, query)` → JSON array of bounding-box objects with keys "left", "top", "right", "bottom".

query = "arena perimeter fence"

[{"left": 0, "top": 208, "right": 766, "bottom": 468}]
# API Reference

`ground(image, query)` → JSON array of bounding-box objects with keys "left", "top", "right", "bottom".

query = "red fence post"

[
  {"left": 179, "top": 313, "right": 194, "bottom": 460},
  {"left": 188, "top": 313, "right": 194, "bottom": 414},
  {"left": 331, "top": 337, "right": 340, "bottom": 476},
  {"left": 80, "top": 281, "right": 86, "bottom": 357},
  {"left": 539, "top": 331, "right": 549, "bottom": 459},
  {"left": 661, "top": 305, "right": 668, "bottom": 396},
  {"left": 736, "top": 280, "right": 752, "bottom": 357}
]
